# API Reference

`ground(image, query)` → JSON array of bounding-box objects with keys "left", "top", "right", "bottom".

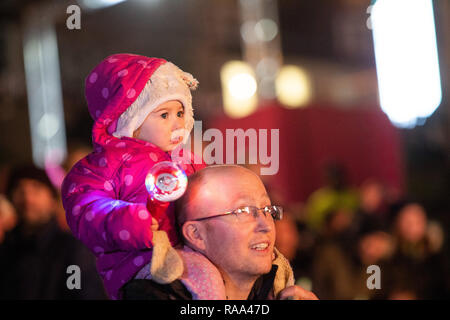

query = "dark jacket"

[
  {"left": 0, "top": 218, "right": 107, "bottom": 299},
  {"left": 121, "top": 265, "right": 278, "bottom": 300}
]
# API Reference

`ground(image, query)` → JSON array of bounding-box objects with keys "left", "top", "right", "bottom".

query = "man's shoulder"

[{"left": 121, "top": 279, "right": 192, "bottom": 300}]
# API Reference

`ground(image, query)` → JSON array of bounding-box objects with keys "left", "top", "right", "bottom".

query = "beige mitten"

[
  {"left": 272, "top": 247, "right": 295, "bottom": 298},
  {"left": 149, "top": 230, "right": 184, "bottom": 284}
]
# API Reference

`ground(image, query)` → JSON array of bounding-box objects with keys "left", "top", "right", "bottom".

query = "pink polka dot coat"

[{"left": 61, "top": 54, "right": 205, "bottom": 299}]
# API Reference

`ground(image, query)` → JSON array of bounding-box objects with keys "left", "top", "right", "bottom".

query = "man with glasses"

[{"left": 122, "top": 165, "right": 317, "bottom": 300}]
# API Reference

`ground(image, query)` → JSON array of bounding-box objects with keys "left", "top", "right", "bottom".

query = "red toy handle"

[{"left": 146, "top": 196, "right": 170, "bottom": 222}]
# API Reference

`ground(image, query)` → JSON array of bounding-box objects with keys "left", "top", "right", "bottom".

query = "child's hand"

[{"left": 151, "top": 217, "right": 159, "bottom": 231}]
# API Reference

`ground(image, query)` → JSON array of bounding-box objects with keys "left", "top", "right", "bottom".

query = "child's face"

[{"left": 134, "top": 100, "right": 185, "bottom": 152}]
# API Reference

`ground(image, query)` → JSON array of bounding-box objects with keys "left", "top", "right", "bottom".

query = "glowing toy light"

[
  {"left": 371, "top": 0, "right": 442, "bottom": 128},
  {"left": 145, "top": 161, "right": 187, "bottom": 202}
]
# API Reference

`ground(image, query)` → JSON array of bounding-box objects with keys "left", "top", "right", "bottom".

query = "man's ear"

[{"left": 182, "top": 221, "right": 206, "bottom": 252}]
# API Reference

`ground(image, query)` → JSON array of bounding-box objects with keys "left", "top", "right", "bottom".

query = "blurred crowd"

[
  {"left": 273, "top": 164, "right": 450, "bottom": 300},
  {"left": 0, "top": 145, "right": 448, "bottom": 299},
  {"left": 0, "top": 142, "right": 107, "bottom": 299}
]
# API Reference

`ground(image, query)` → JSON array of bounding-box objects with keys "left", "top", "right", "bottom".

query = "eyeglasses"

[{"left": 191, "top": 205, "right": 283, "bottom": 223}]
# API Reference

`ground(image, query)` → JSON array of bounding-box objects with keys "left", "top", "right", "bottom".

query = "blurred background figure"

[
  {"left": 355, "top": 179, "right": 388, "bottom": 224},
  {"left": 347, "top": 178, "right": 390, "bottom": 246},
  {"left": 305, "top": 163, "right": 359, "bottom": 233},
  {"left": 0, "top": 165, "right": 107, "bottom": 299},
  {"left": 310, "top": 208, "right": 356, "bottom": 299},
  {"left": 275, "top": 208, "right": 316, "bottom": 293},
  {"left": 268, "top": 187, "right": 316, "bottom": 290},
  {"left": 275, "top": 212, "right": 300, "bottom": 263},
  {"left": 54, "top": 140, "right": 92, "bottom": 231},
  {"left": 0, "top": 194, "right": 17, "bottom": 244},
  {"left": 352, "top": 226, "right": 394, "bottom": 299},
  {"left": 378, "top": 201, "right": 450, "bottom": 299},
  {"left": 63, "top": 141, "right": 92, "bottom": 173}
]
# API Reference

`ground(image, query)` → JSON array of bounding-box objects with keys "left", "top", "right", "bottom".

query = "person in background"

[
  {"left": 0, "top": 165, "right": 107, "bottom": 299},
  {"left": 350, "top": 179, "right": 389, "bottom": 238},
  {"left": 0, "top": 194, "right": 17, "bottom": 244},
  {"left": 54, "top": 141, "right": 93, "bottom": 232},
  {"left": 352, "top": 224, "right": 394, "bottom": 299},
  {"left": 310, "top": 208, "right": 356, "bottom": 299},
  {"left": 381, "top": 201, "right": 450, "bottom": 299},
  {"left": 305, "top": 162, "right": 358, "bottom": 233},
  {"left": 275, "top": 212, "right": 300, "bottom": 263},
  {"left": 64, "top": 141, "right": 92, "bottom": 173},
  {"left": 275, "top": 211, "right": 315, "bottom": 290}
]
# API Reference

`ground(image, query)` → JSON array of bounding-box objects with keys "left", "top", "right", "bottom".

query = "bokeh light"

[
  {"left": 221, "top": 60, "right": 258, "bottom": 118},
  {"left": 275, "top": 65, "right": 312, "bottom": 108}
]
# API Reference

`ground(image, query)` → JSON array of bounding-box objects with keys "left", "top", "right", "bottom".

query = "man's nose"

[{"left": 255, "top": 212, "right": 274, "bottom": 233}]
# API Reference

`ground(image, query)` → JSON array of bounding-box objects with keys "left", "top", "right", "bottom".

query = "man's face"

[
  {"left": 134, "top": 100, "right": 185, "bottom": 152},
  {"left": 190, "top": 168, "right": 276, "bottom": 282},
  {"left": 11, "top": 179, "right": 56, "bottom": 226}
]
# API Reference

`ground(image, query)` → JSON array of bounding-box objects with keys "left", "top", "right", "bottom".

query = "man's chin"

[
  {"left": 254, "top": 263, "right": 273, "bottom": 276},
  {"left": 251, "top": 257, "right": 274, "bottom": 275}
]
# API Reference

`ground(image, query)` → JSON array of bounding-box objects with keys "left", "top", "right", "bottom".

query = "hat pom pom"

[{"left": 181, "top": 72, "right": 199, "bottom": 91}]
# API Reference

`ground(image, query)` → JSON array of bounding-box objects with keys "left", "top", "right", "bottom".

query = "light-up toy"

[{"left": 145, "top": 161, "right": 188, "bottom": 221}]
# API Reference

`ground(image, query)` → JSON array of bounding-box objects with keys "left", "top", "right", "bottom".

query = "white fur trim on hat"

[{"left": 113, "top": 62, "right": 198, "bottom": 143}]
